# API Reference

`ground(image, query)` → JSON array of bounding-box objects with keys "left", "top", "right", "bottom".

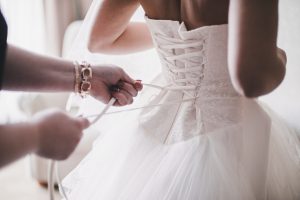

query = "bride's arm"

[
  {"left": 88, "top": 0, "right": 153, "bottom": 54},
  {"left": 228, "top": 0, "right": 286, "bottom": 98}
]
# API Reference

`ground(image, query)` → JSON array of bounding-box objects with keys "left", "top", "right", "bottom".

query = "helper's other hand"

[
  {"left": 32, "top": 109, "right": 90, "bottom": 160},
  {"left": 91, "top": 65, "right": 143, "bottom": 106}
]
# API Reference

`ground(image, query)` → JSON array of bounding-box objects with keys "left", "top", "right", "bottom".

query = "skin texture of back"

[{"left": 139, "top": 0, "right": 230, "bottom": 29}]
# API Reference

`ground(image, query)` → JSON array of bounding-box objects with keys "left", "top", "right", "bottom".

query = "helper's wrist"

[{"left": 24, "top": 121, "right": 40, "bottom": 154}]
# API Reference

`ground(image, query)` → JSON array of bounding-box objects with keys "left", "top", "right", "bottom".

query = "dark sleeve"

[{"left": 0, "top": 10, "right": 8, "bottom": 90}]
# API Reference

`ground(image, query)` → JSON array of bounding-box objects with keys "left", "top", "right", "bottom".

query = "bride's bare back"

[{"left": 139, "top": 0, "right": 229, "bottom": 29}]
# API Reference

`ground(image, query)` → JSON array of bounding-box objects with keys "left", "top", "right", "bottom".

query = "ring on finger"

[{"left": 110, "top": 85, "right": 121, "bottom": 92}]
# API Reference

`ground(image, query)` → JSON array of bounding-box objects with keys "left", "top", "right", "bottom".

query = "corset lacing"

[{"left": 153, "top": 33, "right": 206, "bottom": 98}]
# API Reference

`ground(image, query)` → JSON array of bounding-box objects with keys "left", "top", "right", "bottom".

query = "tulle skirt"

[{"left": 62, "top": 94, "right": 300, "bottom": 200}]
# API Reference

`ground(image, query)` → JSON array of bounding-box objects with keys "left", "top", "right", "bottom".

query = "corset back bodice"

[{"left": 141, "top": 17, "right": 243, "bottom": 143}]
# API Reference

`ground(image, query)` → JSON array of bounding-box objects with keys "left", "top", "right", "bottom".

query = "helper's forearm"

[
  {"left": 0, "top": 123, "right": 37, "bottom": 168},
  {"left": 2, "top": 44, "right": 74, "bottom": 92}
]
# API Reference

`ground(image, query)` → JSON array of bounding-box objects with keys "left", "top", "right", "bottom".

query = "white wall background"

[
  {"left": 0, "top": 0, "right": 46, "bottom": 123},
  {"left": 261, "top": 0, "right": 300, "bottom": 130},
  {"left": 0, "top": 0, "right": 46, "bottom": 53}
]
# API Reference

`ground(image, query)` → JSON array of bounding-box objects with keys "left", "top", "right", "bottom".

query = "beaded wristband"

[{"left": 74, "top": 61, "right": 92, "bottom": 98}]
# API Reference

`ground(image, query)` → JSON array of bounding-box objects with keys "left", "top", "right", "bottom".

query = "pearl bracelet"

[{"left": 74, "top": 61, "right": 92, "bottom": 98}]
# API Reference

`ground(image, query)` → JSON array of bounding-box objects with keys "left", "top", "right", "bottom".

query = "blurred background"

[
  {"left": 0, "top": 0, "right": 299, "bottom": 199},
  {"left": 0, "top": 0, "right": 93, "bottom": 199}
]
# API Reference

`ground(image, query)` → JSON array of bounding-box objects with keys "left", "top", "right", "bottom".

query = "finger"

[
  {"left": 113, "top": 102, "right": 121, "bottom": 107},
  {"left": 119, "top": 89, "right": 133, "bottom": 104},
  {"left": 119, "top": 82, "right": 138, "bottom": 97},
  {"left": 75, "top": 117, "right": 90, "bottom": 129},
  {"left": 113, "top": 101, "right": 123, "bottom": 107},
  {"left": 111, "top": 91, "right": 128, "bottom": 106},
  {"left": 134, "top": 80, "right": 143, "bottom": 91},
  {"left": 120, "top": 70, "right": 135, "bottom": 84},
  {"left": 112, "top": 90, "right": 133, "bottom": 106}
]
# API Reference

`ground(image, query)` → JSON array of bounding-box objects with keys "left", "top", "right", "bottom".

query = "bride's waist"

[
  {"left": 159, "top": 81, "right": 240, "bottom": 99},
  {"left": 143, "top": 83, "right": 243, "bottom": 113},
  {"left": 139, "top": 85, "right": 244, "bottom": 139}
]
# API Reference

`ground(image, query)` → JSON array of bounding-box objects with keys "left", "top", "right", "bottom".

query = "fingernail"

[
  {"left": 134, "top": 82, "right": 141, "bottom": 88},
  {"left": 134, "top": 80, "right": 142, "bottom": 85}
]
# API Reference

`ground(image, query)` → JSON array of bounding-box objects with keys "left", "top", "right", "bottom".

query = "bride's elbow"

[
  {"left": 87, "top": 38, "right": 104, "bottom": 53},
  {"left": 230, "top": 62, "right": 285, "bottom": 98},
  {"left": 87, "top": 33, "right": 113, "bottom": 53},
  {"left": 87, "top": 42, "right": 97, "bottom": 53}
]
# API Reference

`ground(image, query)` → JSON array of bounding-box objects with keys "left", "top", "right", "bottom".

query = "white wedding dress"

[{"left": 62, "top": 17, "right": 300, "bottom": 200}]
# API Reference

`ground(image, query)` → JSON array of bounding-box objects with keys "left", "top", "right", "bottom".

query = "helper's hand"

[
  {"left": 32, "top": 109, "right": 90, "bottom": 160},
  {"left": 91, "top": 65, "right": 143, "bottom": 106}
]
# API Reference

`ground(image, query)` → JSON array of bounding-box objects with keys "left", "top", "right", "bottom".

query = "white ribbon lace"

[{"left": 154, "top": 33, "right": 206, "bottom": 98}]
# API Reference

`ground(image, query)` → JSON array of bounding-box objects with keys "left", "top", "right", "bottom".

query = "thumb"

[
  {"left": 119, "top": 70, "right": 143, "bottom": 91},
  {"left": 75, "top": 117, "right": 90, "bottom": 129},
  {"left": 120, "top": 70, "right": 135, "bottom": 84}
]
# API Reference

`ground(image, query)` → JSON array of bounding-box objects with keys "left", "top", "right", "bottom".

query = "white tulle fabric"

[{"left": 62, "top": 17, "right": 300, "bottom": 200}]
